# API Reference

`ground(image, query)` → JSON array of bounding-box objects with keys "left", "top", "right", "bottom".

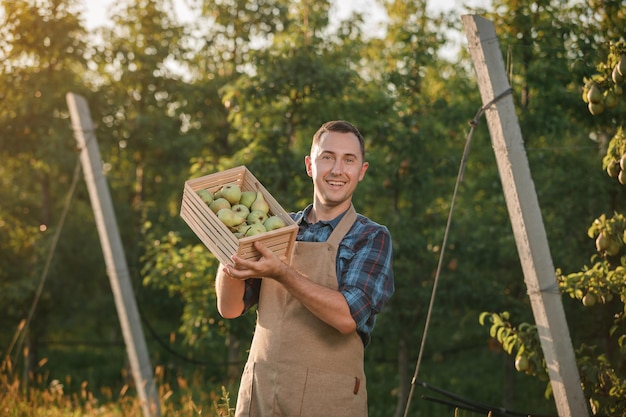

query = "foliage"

[
  {"left": 556, "top": 209, "right": 626, "bottom": 416},
  {"left": 0, "top": 0, "right": 119, "bottom": 385},
  {"left": 480, "top": 15, "right": 626, "bottom": 415},
  {"left": 557, "top": 37, "right": 626, "bottom": 417},
  {"left": 0, "top": 357, "right": 236, "bottom": 416},
  {"left": 479, "top": 312, "right": 549, "bottom": 384},
  {"left": 3, "top": 0, "right": 626, "bottom": 415},
  {"left": 576, "top": 344, "right": 626, "bottom": 417},
  {"left": 481, "top": 311, "right": 626, "bottom": 416},
  {"left": 582, "top": 40, "right": 626, "bottom": 119}
]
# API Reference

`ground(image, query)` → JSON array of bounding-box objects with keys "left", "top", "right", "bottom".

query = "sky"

[
  {"left": 79, "top": 0, "right": 492, "bottom": 62},
  {"left": 81, "top": 0, "right": 492, "bottom": 31}
]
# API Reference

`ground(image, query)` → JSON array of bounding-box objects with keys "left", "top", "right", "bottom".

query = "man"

[{"left": 216, "top": 120, "right": 394, "bottom": 417}]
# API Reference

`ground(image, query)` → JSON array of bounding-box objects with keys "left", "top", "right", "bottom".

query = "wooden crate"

[{"left": 180, "top": 166, "right": 298, "bottom": 265}]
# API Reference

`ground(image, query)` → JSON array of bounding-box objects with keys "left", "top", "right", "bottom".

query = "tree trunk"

[{"left": 393, "top": 336, "right": 410, "bottom": 417}]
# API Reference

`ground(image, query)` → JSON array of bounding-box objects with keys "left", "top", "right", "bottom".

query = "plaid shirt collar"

[{"left": 296, "top": 204, "right": 347, "bottom": 229}]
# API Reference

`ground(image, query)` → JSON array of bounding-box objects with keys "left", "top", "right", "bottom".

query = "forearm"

[
  {"left": 215, "top": 264, "right": 246, "bottom": 318},
  {"left": 276, "top": 263, "right": 356, "bottom": 334},
  {"left": 222, "top": 243, "right": 357, "bottom": 334}
]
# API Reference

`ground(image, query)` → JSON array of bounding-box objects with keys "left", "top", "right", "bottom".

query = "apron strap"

[{"left": 327, "top": 204, "right": 357, "bottom": 246}]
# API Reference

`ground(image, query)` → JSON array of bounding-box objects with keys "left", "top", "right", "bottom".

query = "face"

[{"left": 305, "top": 130, "right": 369, "bottom": 213}]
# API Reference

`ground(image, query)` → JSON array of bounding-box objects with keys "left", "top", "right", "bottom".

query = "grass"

[{"left": 0, "top": 358, "right": 235, "bottom": 416}]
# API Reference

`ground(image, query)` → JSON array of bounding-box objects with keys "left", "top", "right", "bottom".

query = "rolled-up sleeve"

[{"left": 338, "top": 225, "right": 394, "bottom": 346}]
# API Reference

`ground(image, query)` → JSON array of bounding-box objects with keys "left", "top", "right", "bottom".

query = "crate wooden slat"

[{"left": 180, "top": 166, "right": 298, "bottom": 265}]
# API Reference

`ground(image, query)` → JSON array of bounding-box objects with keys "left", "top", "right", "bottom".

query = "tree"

[
  {"left": 6, "top": 0, "right": 626, "bottom": 414},
  {"left": 0, "top": 0, "right": 101, "bottom": 381},
  {"left": 140, "top": 0, "right": 401, "bottom": 391},
  {"left": 558, "top": 39, "right": 626, "bottom": 416},
  {"left": 480, "top": 1, "right": 626, "bottom": 415},
  {"left": 360, "top": 1, "right": 493, "bottom": 415}
]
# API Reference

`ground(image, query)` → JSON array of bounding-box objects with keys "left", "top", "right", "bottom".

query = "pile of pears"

[
  {"left": 582, "top": 41, "right": 625, "bottom": 116},
  {"left": 197, "top": 183, "right": 286, "bottom": 238}
]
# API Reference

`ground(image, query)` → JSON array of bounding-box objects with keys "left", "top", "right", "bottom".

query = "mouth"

[{"left": 326, "top": 179, "right": 346, "bottom": 188}]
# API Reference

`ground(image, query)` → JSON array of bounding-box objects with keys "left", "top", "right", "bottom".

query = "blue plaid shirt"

[{"left": 244, "top": 204, "right": 395, "bottom": 347}]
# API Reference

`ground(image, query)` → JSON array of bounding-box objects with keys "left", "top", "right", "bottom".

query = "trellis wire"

[
  {"left": 403, "top": 88, "right": 513, "bottom": 417},
  {"left": 6, "top": 157, "right": 82, "bottom": 369}
]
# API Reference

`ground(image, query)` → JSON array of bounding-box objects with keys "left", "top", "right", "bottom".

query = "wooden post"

[
  {"left": 462, "top": 15, "right": 589, "bottom": 416},
  {"left": 66, "top": 93, "right": 161, "bottom": 417}
]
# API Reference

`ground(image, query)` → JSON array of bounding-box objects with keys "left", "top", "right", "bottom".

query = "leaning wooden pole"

[
  {"left": 66, "top": 92, "right": 160, "bottom": 417},
  {"left": 462, "top": 15, "right": 588, "bottom": 417}
]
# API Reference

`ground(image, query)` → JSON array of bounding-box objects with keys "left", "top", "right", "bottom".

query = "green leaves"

[
  {"left": 558, "top": 211, "right": 626, "bottom": 308},
  {"left": 581, "top": 41, "right": 626, "bottom": 117},
  {"left": 2, "top": 0, "right": 626, "bottom": 413},
  {"left": 479, "top": 312, "right": 547, "bottom": 381}
]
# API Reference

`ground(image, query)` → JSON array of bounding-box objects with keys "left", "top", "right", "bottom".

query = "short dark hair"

[{"left": 312, "top": 120, "right": 365, "bottom": 161}]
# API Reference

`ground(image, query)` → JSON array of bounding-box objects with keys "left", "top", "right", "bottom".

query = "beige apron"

[{"left": 235, "top": 205, "right": 367, "bottom": 417}]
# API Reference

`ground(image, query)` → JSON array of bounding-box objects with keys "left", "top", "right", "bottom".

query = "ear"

[
  {"left": 305, "top": 155, "right": 313, "bottom": 177},
  {"left": 358, "top": 161, "right": 369, "bottom": 182}
]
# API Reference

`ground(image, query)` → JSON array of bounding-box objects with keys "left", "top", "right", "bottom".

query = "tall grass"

[{"left": 0, "top": 358, "right": 235, "bottom": 416}]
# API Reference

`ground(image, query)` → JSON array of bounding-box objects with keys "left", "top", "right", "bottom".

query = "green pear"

[
  {"left": 250, "top": 190, "right": 270, "bottom": 214},
  {"left": 239, "top": 191, "right": 257, "bottom": 208},
  {"left": 197, "top": 189, "right": 213, "bottom": 205},
  {"left": 618, "top": 54, "right": 626, "bottom": 77},
  {"left": 247, "top": 210, "right": 268, "bottom": 225},
  {"left": 231, "top": 204, "right": 250, "bottom": 220},
  {"left": 263, "top": 215, "right": 286, "bottom": 231},
  {"left": 244, "top": 223, "right": 266, "bottom": 237},
  {"left": 221, "top": 183, "right": 242, "bottom": 205},
  {"left": 217, "top": 208, "right": 245, "bottom": 228},
  {"left": 236, "top": 224, "right": 252, "bottom": 234},
  {"left": 209, "top": 197, "right": 231, "bottom": 214}
]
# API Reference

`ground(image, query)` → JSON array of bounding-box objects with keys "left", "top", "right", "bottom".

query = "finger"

[
  {"left": 224, "top": 264, "right": 246, "bottom": 279},
  {"left": 253, "top": 241, "right": 272, "bottom": 256},
  {"left": 223, "top": 262, "right": 237, "bottom": 274},
  {"left": 231, "top": 254, "right": 253, "bottom": 269}
]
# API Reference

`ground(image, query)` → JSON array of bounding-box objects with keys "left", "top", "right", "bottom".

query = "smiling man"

[{"left": 216, "top": 120, "right": 395, "bottom": 417}]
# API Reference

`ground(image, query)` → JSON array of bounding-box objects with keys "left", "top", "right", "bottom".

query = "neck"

[{"left": 309, "top": 200, "right": 351, "bottom": 223}]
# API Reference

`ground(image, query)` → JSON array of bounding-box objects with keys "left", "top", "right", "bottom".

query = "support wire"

[
  {"left": 5, "top": 157, "right": 82, "bottom": 369},
  {"left": 402, "top": 88, "right": 513, "bottom": 417}
]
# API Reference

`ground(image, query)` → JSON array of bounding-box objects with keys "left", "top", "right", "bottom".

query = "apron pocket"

[{"left": 299, "top": 367, "right": 367, "bottom": 417}]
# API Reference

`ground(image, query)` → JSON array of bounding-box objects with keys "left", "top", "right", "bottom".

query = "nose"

[{"left": 331, "top": 159, "right": 344, "bottom": 175}]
